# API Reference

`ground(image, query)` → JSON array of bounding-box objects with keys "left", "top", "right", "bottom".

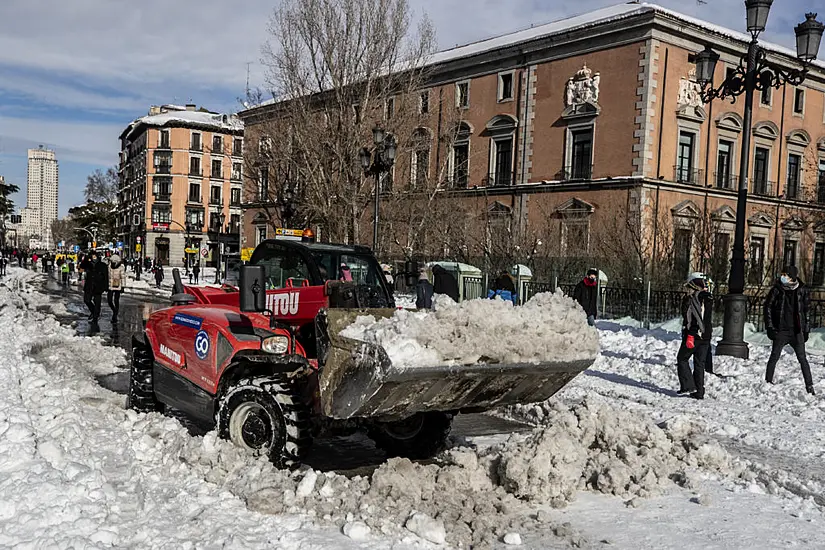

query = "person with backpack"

[
  {"left": 677, "top": 272, "right": 713, "bottom": 400},
  {"left": 764, "top": 265, "right": 815, "bottom": 394},
  {"left": 572, "top": 269, "right": 599, "bottom": 326}
]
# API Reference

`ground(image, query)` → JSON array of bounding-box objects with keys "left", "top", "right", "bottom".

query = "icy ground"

[{"left": 3, "top": 268, "right": 825, "bottom": 548}]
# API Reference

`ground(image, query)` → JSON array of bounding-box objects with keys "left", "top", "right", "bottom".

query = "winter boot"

[
  {"left": 690, "top": 392, "right": 705, "bottom": 400},
  {"left": 807, "top": 385, "right": 816, "bottom": 396}
]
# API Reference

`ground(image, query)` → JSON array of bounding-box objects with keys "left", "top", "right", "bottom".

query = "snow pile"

[
  {"left": 497, "top": 400, "right": 737, "bottom": 507},
  {"left": 341, "top": 291, "right": 599, "bottom": 368}
]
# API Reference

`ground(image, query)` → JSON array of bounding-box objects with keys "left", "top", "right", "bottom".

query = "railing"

[
  {"left": 188, "top": 194, "right": 202, "bottom": 204},
  {"left": 231, "top": 172, "right": 242, "bottom": 182},
  {"left": 211, "top": 171, "right": 223, "bottom": 180},
  {"left": 212, "top": 143, "right": 223, "bottom": 155},
  {"left": 153, "top": 193, "right": 171, "bottom": 202},
  {"left": 232, "top": 146, "right": 242, "bottom": 157},
  {"left": 483, "top": 172, "right": 513, "bottom": 187},
  {"left": 190, "top": 143, "right": 202, "bottom": 152},
  {"left": 230, "top": 198, "right": 241, "bottom": 207},
  {"left": 157, "top": 141, "right": 171, "bottom": 150},
  {"left": 155, "top": 164, "right": 171, "bottom": 174},
  {"left": 462, "top": 276, "right": 485, "bottom": 301},
  {"left": 189, "top": 169, "right": 202, "bottom": 177},
  {"left": 447, "top": 172, "right": 469, "bottom": 189},
  {"left": 209, "top": 196, "right": 223, "bottom": 206},
  {"left": 714, "top": 170, "right": 736, "bottom": 189},
  {"left": 561, "top": 164, "right": 593, "bottom": 181},
  {"left": 673, "top": 165, "right": 704, "bottom": 185},
  {"left": 752, "top": 179, "right": 774, "bottom": 197},
  {"left": 785, "top": 181, "right": 801, "bottom": 200}
]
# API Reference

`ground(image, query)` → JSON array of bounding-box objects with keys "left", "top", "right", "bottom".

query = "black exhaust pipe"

[
  {"left": 171, "top": 268, "right": 195, "bottom": 306},
  {"left": 172, "top": 268, "right": 184, "bottom": 295}
]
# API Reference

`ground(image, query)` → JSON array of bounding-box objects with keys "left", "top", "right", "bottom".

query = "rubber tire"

[
  {"left": 127, "top": 334, "right": 162, "bottom": 413},
  {"left": 217, "top": 373, "right": 312, "bottom": 469},
  {"left": 369, "top": 412, "right": 453, "bottom": 460}
]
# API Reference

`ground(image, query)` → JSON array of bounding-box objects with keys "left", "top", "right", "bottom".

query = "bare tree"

[
  {"left": 250, "top": 0, "right": 436, "bottom": 245},
  {"left": 49, "top": 219, "right": 78, "bottom": 248},
  {"left": 84, "top": 167, "right": 118, "bottom": 204}
]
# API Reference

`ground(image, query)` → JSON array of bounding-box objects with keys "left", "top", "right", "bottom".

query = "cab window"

[
  {"left": 254, "top": 249, "right": 311, "bottom": 289},
  {"left": 339, "top": 254, "right": 381, "bottom": 285}
]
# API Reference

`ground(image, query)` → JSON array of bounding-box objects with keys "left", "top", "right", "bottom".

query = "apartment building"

[
  {"left": 239, "top": 3, "right": 825, "bottom": 286},
  {"left": 23, "top": 146, "right": 59, "bottom": 249},
  {"left": 117, "top": 104, "right": 244, "bottom": 266}
]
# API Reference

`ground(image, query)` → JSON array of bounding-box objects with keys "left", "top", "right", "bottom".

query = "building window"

[
  {"left": 256, "top": 226, "right": 267, "bottom": 246},
  {"left": 189, "top": 156, "right": 201, "bottom": 177},
  {"left": 230, "top": 187, "right": 241, "bottom": 206},
  {"left": 562, "top": 220, "right": 590, "bottom": 254},
  {"left": 673, "top": 228, "right": 692, "bottom": 277},
  {"left": 491, "top": 136, "right": 513, "bottom": 187},
  {"left": 784, "top": 239, "right": 798, "bottom": 267},
  {"left": 186, "top": 208, "right": 204, "bottom": 229},
  {"left": 411, "top": 148, "right": 429, "bottom": 189},
  {"left": 716, "top": 140, "right": 734, "bottom": 188},
  {"left": 210, "top": 186, "right": 222, "bottom": 205},
  {"left": 151, "top": 205, "right": 171, "bottom": 224},
  {"left": 385, "top": 97, "right": 395, "bottom": 120},
  {"left": 230, "top": 214, "right": 241, "bottom": 234},
  {"left": 212, "top": 135, "right": 222, "bottom": 154},
  {"left": 152, "top": 176, "right": 172, "bottom": 198},
  {"left": 794, "top": 88, "right": 805, "bottom": 114},
  {"left": 753, "top": 147, "right": 770, "bottom": 195},
  {"left": 191, "top": 132, "right": 202, "bottom": 151},
  {"left": 818, "top": 158, "right": 825, "bottom": 203},
  {"left": 211, "top": 158, "right": 222, "bottom": 179},
  {"left": 232, "top": 138, "right": 243, "bottom": 157},
  {"left": 159, "top": 129, "right": 170, "bottom": 149},
  {"left": 154, "top": 151, "right": 172, "bottom": 174},
  {"left": 456, "top": 81, "right": 470, "bottom": 109},
  {"left": 259, "top": 136, "right": 272, "bottom": 155},
  {"left": 676, "top": 131, "right": 696, "bottom": 183},
  {"left": 787, "top": 153, "right": 801, "bottom": 199},
  {"left": 188, "top": 182, "right": 201, "bottom": 203},
  {"left": 760, "top": 82, "right": 772, "bottom": 106},
  {"left": 498, "top": 72, "right": 514, "bottom": 101},
  {"left": 451, "top": 142, "right": 469, "bottom": 188},
  {"left": 231, "top": 162, "right": 242, "bottom": 181},
  {"left": 209, "top": 211, "right": 224, "bottom": 231},
  {"left": 749, "top": 237, "right": 765, "bottom": 284},
  {"left": 419, "top": 91, "right": 429, "bottom": 114},
  {"left": 711, "top": 232, "right": 730, "bottom": 282},
  {"left": 814, "top": 243, "right": 825, "bottom": 286},
  {"left": 258, "top": 166, "right": 269, "bottom": 200},
  {"left": 569, "top": 127, "right": 593, "bottom": 180}
]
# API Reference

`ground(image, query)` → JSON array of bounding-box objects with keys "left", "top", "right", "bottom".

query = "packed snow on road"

[{"left": 3, "top": 268, "right": 825, "bottom": 548}]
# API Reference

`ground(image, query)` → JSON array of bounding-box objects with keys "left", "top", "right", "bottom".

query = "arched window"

[
  {"left": 485, "top": 115, "right": 518, "bottom": 187},
  {"left": 410, "top": 128, "right": 431, "bottom": 189},
  {"left": 449, "top": 122, "right": 473, "bottom": 188}
]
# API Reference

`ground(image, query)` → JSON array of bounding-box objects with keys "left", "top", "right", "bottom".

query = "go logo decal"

[{"left": 195, "top": 330, "right": 210, "bottom": 360}]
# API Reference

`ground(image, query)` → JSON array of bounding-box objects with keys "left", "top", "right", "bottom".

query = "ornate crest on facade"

[
  {"left": 677, "top": 68, "right": 704, "bottom": 109},
  {"left": 564, "top": 64, "right": 600, "bottom": 107}
]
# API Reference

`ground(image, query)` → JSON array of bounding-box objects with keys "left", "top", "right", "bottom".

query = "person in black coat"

[
  {"left": 415, "top": 270, "right": 434, "bottom": 309},
  {"left": 80, "top": 252, "right": 109, "bottom": 323},
  {"left": 677, "top": 272, "right": 713, "bottom": 399},
  {"left": 764, "top": 265, "right": 815, "bottom": 394},
  {"left": 431, "top": 265, "right": 460, "bottom": 302},
  {"left": 572, "top": 269, "right": 599, "bottom": 325}
]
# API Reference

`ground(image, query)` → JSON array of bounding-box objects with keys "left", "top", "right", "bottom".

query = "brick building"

[
  {"left": 117, "top": 104, "right": 244, "bottom": 267},
  {"left": 239, "top": 3, "right": 825, "bottom": 287}
]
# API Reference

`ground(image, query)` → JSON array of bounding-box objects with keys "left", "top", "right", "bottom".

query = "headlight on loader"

[{"left": 261, "top": 335, "right": 289, "bottom": 354}]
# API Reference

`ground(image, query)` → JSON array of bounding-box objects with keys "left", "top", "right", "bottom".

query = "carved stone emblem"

[
  {"left": 678, "top": 68, "right": 704, "bottom": 108},
  {"left": 564, "top": 64, "right": 600, "bottom": 107}
]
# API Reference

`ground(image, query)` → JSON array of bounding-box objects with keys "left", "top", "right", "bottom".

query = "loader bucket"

[{"left": 317, "top": 308, "right": 594, "bottom": 421}]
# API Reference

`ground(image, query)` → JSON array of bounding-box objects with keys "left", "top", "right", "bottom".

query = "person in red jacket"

[
  {"left": 572, "top": 269, "right": 599, "bottom": 325},
  {"left": 677, "top": 272, "right": 713, "bottom": 399}
]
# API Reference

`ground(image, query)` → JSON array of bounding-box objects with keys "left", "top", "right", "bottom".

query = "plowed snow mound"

[{"left": 340, "top": 291, "right": 599, "bottom": 367}]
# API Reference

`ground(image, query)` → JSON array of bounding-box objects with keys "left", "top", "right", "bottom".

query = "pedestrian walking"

[
  {"left": 192, "top": 262, "right": 200, "bottom": 284},
  {"left": 60, "top": 261, "right": 69, "bottom": 284},
  {"left": 573, "top": 269, "right": 599, "bottom": 326},
  {"left": 0, "top": 251, "right": 6, "bottom": 277},
  {"left": 80, "top": 252, "right": 109, "bottom": 324},
  {"left": 107, "top": 254, "right": 125, "bottom": 323},
  {"left": 431, "top": 265, "right": 460, "bottom": 302},
  {"left": 676, "top": 272, "right": 713, "bottom": 400},
  {"left": 153, "top": 261, "right": 165, "bottom": 289},
  {"left": 415, "top": 268, "right": 434, "bottom": 309},
  {"left": 764, "top": 265, "right": 815, "bottom": 394}
]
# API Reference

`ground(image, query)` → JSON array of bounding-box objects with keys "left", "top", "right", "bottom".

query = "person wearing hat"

[
  {"left": 677, "top": 272, "right": 713, "bottom": 399},
  {"left": 764, "top": 265, "right": 815, "bottom": 394},
  {"left": 573, "top": 269, "right": 599, "bottom": 326}
]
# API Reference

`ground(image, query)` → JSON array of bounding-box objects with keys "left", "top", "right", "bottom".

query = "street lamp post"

[
  {"left": 168, "top": 220, "right": 192, "bottom": 276},
  {"left": 691, "top": 4, "right": 823, "bottom": 359},
  {"left": 359, "top": 126, "right": 397, "bottom": 254},
  {"left": 214, "top": 212, "right": 226, "bottom": 284}
]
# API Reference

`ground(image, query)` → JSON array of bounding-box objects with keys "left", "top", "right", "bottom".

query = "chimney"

[
  {"left": 149, "top": 105, "right": 161, "bottom": 115},
  {"left": 186, "top": 104, "right": 197, "bottom": 111}
]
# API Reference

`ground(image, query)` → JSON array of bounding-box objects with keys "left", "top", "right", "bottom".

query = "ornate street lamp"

[
  {"left": 360, "top": 126, "right": 397, "bottom": 254},
  {"left": 692, "top": 7, "right": 823, "bottom": 359}
]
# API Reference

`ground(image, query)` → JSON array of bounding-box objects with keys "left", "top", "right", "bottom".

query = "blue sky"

[{"left": 0, "top": 0, "right": 809, "bottom": 216}]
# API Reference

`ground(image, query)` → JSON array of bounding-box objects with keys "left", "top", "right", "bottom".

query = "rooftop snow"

[{"left": 122, "top": 110, "right": 243, "bottom": 140}]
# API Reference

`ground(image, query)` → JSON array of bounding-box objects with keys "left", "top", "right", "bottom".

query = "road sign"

[
  {"left": 241, "top": 247, "right": 255, "bottom": 262},
  {"left": 73, "top": 245, "right": 80, "bottom": 253},
  {"left": 116, "top": 241, "right": 123, "bottom": 249},
  {"left": 87, "top": 241, "right": 92, "bottom": 249},
  {"left": 184, "top": 247, "right": 199, "bottom": 254},
  {"left": 200, "top": 246, "right": 209, "bottom": 258},
  {"left": 135, "top": 244, "right": 142, "bottom": 252}
]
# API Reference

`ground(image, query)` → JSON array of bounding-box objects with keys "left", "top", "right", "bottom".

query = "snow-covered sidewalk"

[{"left": 3, "top": 268, "right": 825, "bottom": 548}]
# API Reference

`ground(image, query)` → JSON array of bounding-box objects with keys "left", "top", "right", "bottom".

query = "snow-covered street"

[{"left": 3, "top": 268, "right": 825, "bottom": 548}]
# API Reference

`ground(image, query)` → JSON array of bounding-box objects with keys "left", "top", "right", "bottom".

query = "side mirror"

[{"left": 239, "top": 265, "right": 267, "bottom": 312}]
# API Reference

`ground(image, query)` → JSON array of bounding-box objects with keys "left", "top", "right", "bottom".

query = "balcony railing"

[
  {"left": 714, "top": 171, "right": 736, "bottom": 189},
  {"left": 189, "top": 168, "right": 202, "bottom": 177},
  {"left": 785, "top": 181, "right": 802, "bottom": 201},
  {"left": 230, "top": 197, "right": 241, "bottom": 206},
  {"left": 190, "top": 142, "right": 202, "bottom": 152},
  {"left": 211, "top": 171, "right": 223, "bottom": 180},
  {"left": 561, "top": 164, "right": 593, "bottom": 181},
  {"left": 157, "top": 141, "right": 171, "bottom": 150},
  {"left": 212, "top": 143, "right": 223, "bottom": 154},
  {"left": 155, "top": 164, "right": 171, "bottom": 174},
  {"left": 231, "top": 172, "right": 242, "bottom": 182},
  {"left": 153, "top": 193, "right": 171, "bottom": 202},
  {"left": 232, "top": 146, "right": 242, "bottom": 157},
  {"left": 751, "top": 180, "right": 774, "bottom": 197},
  {"left": 209, "top": 196, "right": 223, "bottom": 206},
  {"left": 673, "top": 165, "right": 704, "bottom": 185},
  {"left": 188, "top": 194, "right": 202, "bottom": 204},
  {"left": 483, "top": 172, "right": 513, "bottom": 187}
]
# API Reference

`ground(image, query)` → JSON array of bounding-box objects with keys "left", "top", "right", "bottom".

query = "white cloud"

[{"left": 0, "top": 116, "right": 120, "bottom": 167}]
